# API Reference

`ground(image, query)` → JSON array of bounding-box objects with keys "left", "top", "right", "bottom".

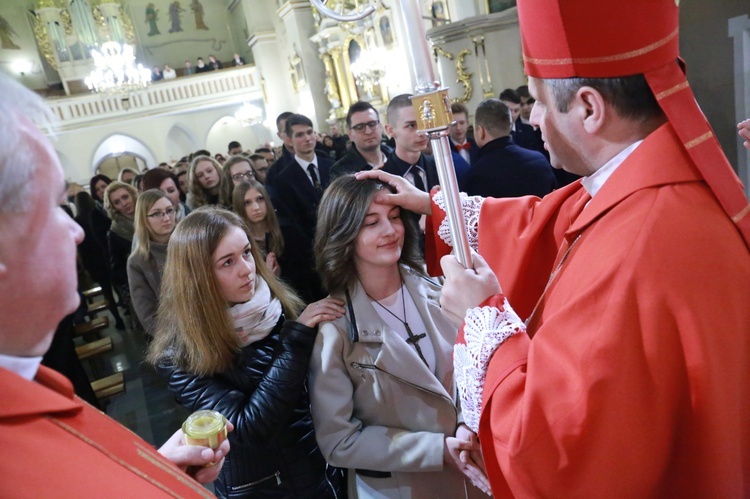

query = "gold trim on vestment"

[
  {"left": 732, "top": 203, "right": 750, "bottom": 223},
  {"left": 48, "top": 417, "right": 189, "bottom": 499},
  {"left": 684, "top": 131, "right": 712, "bottom": 150},
  {"left": 523, "top": 29, "right": 678, "bottom": 66},
  {"left": 134, "top": 442, "right": 215, "bottom": 498},
  {"left": 655, "top": 81, "right": 689, "bottom": 100}
]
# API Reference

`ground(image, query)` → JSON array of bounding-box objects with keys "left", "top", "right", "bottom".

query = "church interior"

[
  {"left": 1, "top": 0, "right": 748, "bottom": 482},
  {"left": 0, "top": 0, "right": 747, "bottom": 185}
]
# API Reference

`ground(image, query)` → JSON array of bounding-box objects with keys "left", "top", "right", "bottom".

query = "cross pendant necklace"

[{"left": 369, "top": 282, "right": 430, "bottom": 368}]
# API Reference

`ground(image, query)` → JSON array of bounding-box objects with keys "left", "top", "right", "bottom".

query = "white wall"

[{"left": 53, "top": 102, "right": 275, "bottom": 184}]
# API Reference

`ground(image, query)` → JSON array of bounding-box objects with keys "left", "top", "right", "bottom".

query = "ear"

[
  {"left": 475, "top": 125, "right": 486, "bottom": 143},
  {"left": 384, "top": 123, "right": 394, "bottom": 138},
  {"left": 576, "top": 86, "right": 607, "bottom": 134}
]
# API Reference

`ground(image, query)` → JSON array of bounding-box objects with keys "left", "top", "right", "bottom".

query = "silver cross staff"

[{"left": 311, "top": 0, "right": 473, "bottom": 269}]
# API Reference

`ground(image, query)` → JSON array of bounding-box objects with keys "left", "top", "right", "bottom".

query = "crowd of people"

[
  {"left": 151, "top": 53, "right": 247, "bottom": 82},
  {"left": 2, "top": 0, "right": 750, "bottom": 497}
]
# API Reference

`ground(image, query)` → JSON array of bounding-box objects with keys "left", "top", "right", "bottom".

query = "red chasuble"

[
  {"left": 429, "top": 124, "right": 750, "bottom": 496},
  {"left": 0, "top": 365, "right": 214, "bottom": 498}
]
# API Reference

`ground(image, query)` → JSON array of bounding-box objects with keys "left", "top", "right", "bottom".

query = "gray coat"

[
  {"left": 126, "top": 241, "right": 167, "bottom": 336},
  {"left": 309, "top": 268, "right": 480, "bottom": 498}
]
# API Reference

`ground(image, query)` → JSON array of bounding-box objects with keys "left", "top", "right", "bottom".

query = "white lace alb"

[
  {"left": 432, "top": 190, "right": 484, "bottom": 252},
  {"left": 453, "top": 298, "right": 525, "bottom": 432}
]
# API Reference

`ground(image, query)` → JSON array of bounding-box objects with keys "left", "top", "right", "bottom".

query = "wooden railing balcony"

[{"left": 46, "top": 66, "right": 263, "bottom": 131}]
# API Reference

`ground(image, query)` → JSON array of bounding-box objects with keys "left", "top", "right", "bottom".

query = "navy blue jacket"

[{"left": 464, "top": 136, "right": 557, "bottom": 198}]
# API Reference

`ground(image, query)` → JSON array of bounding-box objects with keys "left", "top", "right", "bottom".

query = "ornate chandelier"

[
  {"left": 234, "top": 102, "right": 263, "bottom": 127},
  {"left": 85, "top": 42, "right": 151, "bottom": 95}
]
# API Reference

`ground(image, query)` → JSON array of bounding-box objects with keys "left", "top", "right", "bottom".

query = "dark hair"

[
  {"left": 142, "top": 168, "right": 184, "bottom": 202},
  {"left": 74, "top": 191, "right": 96, "bottom": 219},
  {"left": 254, "top": 147, "right": 272, "bottom": 154},
  {"left": 499, "top": 88, "right": 521, "bottom": 104},
  {"left": 275, "top": 111, "right": 294, "bottom": 131},
  {"left": 227, "top": 141, "right": 241, "bottom": 151},
  {"left": 133, "top": 174, "right": 144, "bottom": 192},
  {"left": 194, "top": 149, "right": 211, "bottom": 158},
  {"left": 475, "top": 99, "right": 512, "bottom": 137},
  {"left": 285, "top": 114, "right": 313, "bottom": 137},
  {"left": 545, "top": 75, "right": 662, "bottom": 122},
  {"left": 89, "top": 174, "right": 112, "bottom": 202},
  {"left": 346, "top": 101, "right": 378, "bottom": 129},
  {"left": 450, "top": 102, "right": 469, "bottom": 116},
  {"left": 142, "top": 168, "right": 177, "bottom": 191},
  {"left": 386, "top": 94, "right": 413, "bottom": 126},
  {"left": 249, "top": 154, "right": 266, "bottom": 163},
  {"left": 516, "top": 85, "right": 530, "bottom": 99},
  {"left": 314, "top": 175, "right": 423, "bottom": 295}
]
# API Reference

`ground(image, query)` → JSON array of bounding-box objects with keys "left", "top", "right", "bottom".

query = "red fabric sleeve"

[{"left": 424, "top": 187, "right": 452, "bottom": 277}]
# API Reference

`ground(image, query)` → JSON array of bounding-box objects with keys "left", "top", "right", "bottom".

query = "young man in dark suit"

[
  {"left": 264, "top": 111, "right": 295, "bottom": 188},
  {"left": 448, "top": 102, "right": 479, "bottom": 165},
  {"left": 330, "top": 101, "right": 392, "bottom": 179},
  {"left": 271, "top": 113, "right": 332, "bottom": 302},
  {"left": 382, "top": 94, "right": 439, "bottom": 192}
]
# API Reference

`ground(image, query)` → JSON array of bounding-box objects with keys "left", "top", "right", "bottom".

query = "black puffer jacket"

[{"left": 158, "top": 316, "right": 344, "bottom": 498}]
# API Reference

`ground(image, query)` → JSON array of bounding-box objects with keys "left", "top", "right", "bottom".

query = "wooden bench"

[
  {"left": 87, "top": 299, "right": 109, "bottom": 315},
  {"left": 75, "top": 337, "right": 113, "bottom": 361},
  {"left": 82, "top": 286, "right": 103, "bottom": 300},
  {"left": 73, "top": 316, "right": 109, "bottom": 337},
  {"left": 91, "top": 372, "right": 125, "bottom": 400}
]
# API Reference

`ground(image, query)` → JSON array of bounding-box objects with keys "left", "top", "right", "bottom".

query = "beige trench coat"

[{"left": 309, "top": 268, "right": 480, "bottom": 498}]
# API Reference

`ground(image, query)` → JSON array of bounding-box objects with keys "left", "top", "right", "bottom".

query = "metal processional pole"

[{"left": 310, "top": 0, "right": 473, "bottom": 269}]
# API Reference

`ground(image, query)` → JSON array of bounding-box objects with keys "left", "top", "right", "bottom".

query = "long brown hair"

[
  {"left": 219, "top": 155, "right": 254, "bottom": 208},
  {"left": 147, "top": 207, "right": 303, "bottom": 376},
  {"left": 187, "top": 155, "right": 221, "bottom": 208},
  {"left": 314, "top": 175, "right": 423, "bottom": 295},
  {"left": 132, "top": 189, "right": 172, "bottom": 261},
  {"left": 232, "top": 180, "right": 284, "bottom": 257}
]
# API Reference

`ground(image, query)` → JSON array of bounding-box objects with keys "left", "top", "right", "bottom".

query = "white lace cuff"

[
  {"left": 454, "top": 299, "right": 525, "bottom": 432},
  {"left": 432, "top": 190, "right": 483, "bottom": 252}
]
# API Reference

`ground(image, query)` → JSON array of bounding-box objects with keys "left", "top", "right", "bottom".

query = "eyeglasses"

[
  {"left": 231, "top": 171, "right": 254, "bottom": 181},
  {"left": 147, "top": 207, "right": 176, "bottom": 219},
  {"left": 350, "top": 120, "right": 380, "bottom": 133}
]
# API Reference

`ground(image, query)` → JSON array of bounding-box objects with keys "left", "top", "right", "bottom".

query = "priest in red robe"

[{"left": 358, "top": 0, "right": 750, "bottom": 496}]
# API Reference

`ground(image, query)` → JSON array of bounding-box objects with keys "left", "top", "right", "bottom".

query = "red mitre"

[{"left": 517, "top": 0, "right": 750, "bottom": 249}]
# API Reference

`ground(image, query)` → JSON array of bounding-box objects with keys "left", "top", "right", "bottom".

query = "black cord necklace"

[{"left": 368, "top": 282, "right": 429, "bottom": 368}]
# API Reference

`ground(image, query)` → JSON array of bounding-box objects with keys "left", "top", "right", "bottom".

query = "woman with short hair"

[
  {"left": 127, "top": 189, "right": 176, "bottom": 337},
  {"left": 309, "top": 175, "right": 488, "bottom": 498},
  {"left": 147, "top": 207, "right": 346, "bottom": 498},
  {"left": 186, "top": 155, "right": 222, "bottom": 209}
]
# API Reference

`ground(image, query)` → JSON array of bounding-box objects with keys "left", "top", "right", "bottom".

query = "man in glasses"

[{"left": 330, "top": 101, "right": 392, "bottom": 179}]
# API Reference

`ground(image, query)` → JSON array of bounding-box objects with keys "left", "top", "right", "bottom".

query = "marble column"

[
  {"left": 248, "top": 31, "right": 297, "bottom": 135},
  {"left": 278, "top": 1, "right": 329, "bottom": 129}
]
